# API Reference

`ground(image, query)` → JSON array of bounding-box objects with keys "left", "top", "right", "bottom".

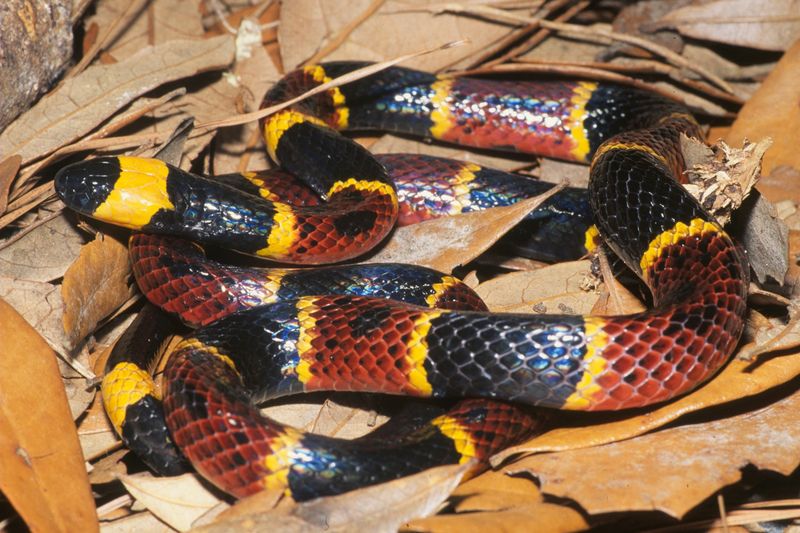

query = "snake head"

[
  {"left": 55, "top": 157, "right": 121, "bottom": 216},
  {"left": 55, "top": 156, "right": 175, "bottom": 230}
]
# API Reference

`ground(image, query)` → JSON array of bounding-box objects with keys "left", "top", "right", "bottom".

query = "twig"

[
  {"left": 208, "top": 0, "right": 238, "bottom": 35},
  {"left": 427, "top": 3, "right": 735, "bottom": 93},
  {"left": 718, "top": 494, "right": 730, "bottom": 533},
  {"left": 509, "top": 59, "right": 745, "bottom": 105},
  {"left": 483, "top": 0, "right": 591, "bottom": 67},
  {"left": 0, "top": 182, "right": 55, "bottom": 231},
  {"left": 0, "top": 208, "right": 63, "bottom": 251},
  {"left": 460, "top": 63, "right": 681, "bottom": 101},
  {"left": 303, "top": 0, "right": 387, "bottom": 66}
]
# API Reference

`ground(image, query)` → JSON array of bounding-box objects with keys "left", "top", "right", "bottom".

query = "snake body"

[{"left": 55, "top": 62, "right": 749, "bottom": 500}]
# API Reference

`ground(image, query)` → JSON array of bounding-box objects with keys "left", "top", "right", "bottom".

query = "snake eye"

[{"left": 55, "top": 157, "right": 121, "bottom": 214}]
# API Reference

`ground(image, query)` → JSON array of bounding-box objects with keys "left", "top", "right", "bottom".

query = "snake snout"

[{"left": 55, "top": 157, "right": 121, "bottom": 215}]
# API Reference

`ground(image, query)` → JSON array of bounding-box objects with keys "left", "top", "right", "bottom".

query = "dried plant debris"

[{"left": 0, "top": 1, "right": 799, "bottom": 531}]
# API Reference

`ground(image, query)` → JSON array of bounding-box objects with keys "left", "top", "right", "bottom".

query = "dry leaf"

[
  {"left": 88, "top": 449, "right": 129, "bottom": 485},
  {"left": 406, "top": 504, "right": 588, "bottom": 533},
  {"left": 0, "top": 214, "right": 86, "bottom": 282},
  {"left": 202, "top": 462, "right": 472, "bottom": 533},
  {"left": 448, "top": 469, "right": 541, "bottom": 512},
  {"left": 590, "top": 274, "right": 648, "bottom": 316},
  {"left": 0, "top": 34, "right": 235, "bottom": 166},
  {"left": 278, "top": 0, "right": 516, "bottom": 71},
  {"left": 363, "top": 195, "right": 556, "bottom": 272},
  {"left": 725, "top": 37, "right": 800, "bottom": 175},
  {"left": 510, "top": 386, "right": 800, "bottom": 518},
  {"left": 0, "top": 298, "right": 98, "bottom": 532},
  {"left": 61, "top": 233, "right": 133, "bottom": 347},
  {"left": 120, "top": 472, "right": 223, "bottom": 532},
  {"left": 657, "top": 0, "right": 800, "bottom": 52},
  {"left": 100, "top": 511, "right": 174, "bottom": 533},
  {"left": 262, "top": 395, "right": 389, "bottom": 440},
  {"left": 89, "top": 0, "right": 206, "bottom": 61},
  {"left": 757, "top": 165, "right": 800, "bottom": 207},
  {"left": 730, "top": 192, "right": 789, "bottom": 284},
  {"left": 0, "top": 275, "right": 70, "bottom": 352},
  {"left": 475, "top": 261, "right": 598, "bottom": 314}
]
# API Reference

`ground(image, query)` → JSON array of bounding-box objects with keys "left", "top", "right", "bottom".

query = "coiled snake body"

[{"left": 55, "top": 62, "right": 748, "bottom": 501}]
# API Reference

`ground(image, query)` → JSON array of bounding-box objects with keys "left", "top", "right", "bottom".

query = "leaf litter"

[{"left": 0, "top": 0, "right": 799, "bottom": 531}]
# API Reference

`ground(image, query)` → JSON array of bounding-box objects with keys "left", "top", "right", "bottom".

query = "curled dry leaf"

[
  {"left": 0, "top": 34, "right": 235, "bottom": 167},
  {"left": 493, "top": 342, "right": 800, "bottom": 463},
  {"left": 201, "top": 462, "right": 472, "bottom": 533},
  {"left": 61, "top": 233, "right": 134, "bottom": 348},
  {"left": 475, "top": 261, "right": 599, "bottom": 314},
  {"left": 363, "top": 195, "right": 559, "bottom": 273},
  {"left": 656, "top": 0, "right": 800, "bottom": 52},
  {"left": 0, "top": 298, "right": 98, "bottom": 533},
  {"left": 119, "top": 472, "right": 223, "bottom": 532},
  {"left": 725, "top": 38, "right": 800, "bottom": 175},
  {"left": 510, "top": 386, "right": 800, "bottom": 518}
]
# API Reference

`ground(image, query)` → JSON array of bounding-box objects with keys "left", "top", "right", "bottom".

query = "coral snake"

[{"left": 55, "top": 62, "right": 749, "bottom": 501}]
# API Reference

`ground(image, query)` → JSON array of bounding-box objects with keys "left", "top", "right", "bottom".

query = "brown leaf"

[
  {"left": 0, "top": 34, "right": 235, "bottom": 165},
  {"left": 475, "top": 261, "right": 600, "bottom": 314},
  {"left": 657, "top": 0, "right": 800, "bottom": 51},
  {"left": 725, "top": 37, "right": 800, "bottom": 175},
  {"left": 278, "top": 0, "right": 516, "bottom": 71},
  {"left": 448, "top": 469, "right": 541, "bottom": 512},
  {"left": 202, "top": 462, "right": 472, "bottom": 533},
  {"left": 0, "top": 214, "right": 86, "bottom": 282},
  {"left": 509, "top": 386, "right": 800, "bottom": 518},
  {"left": 363, "top": 195, "right": 557, "bottom": 273},
  {"left": 406, "top": 504, "right": 588, "bottom": 533},
  {"left": 493, "top": 345, "right": 800, "bottom": 462},
  {"left": 756, "top": 165, "right": 800, "bottom": 206},
  {"left": 0, "top": 298, "right": 98, "bottom": 532},
  {"left": 62, "top": 233, "right": 133, "bottom": 347}
]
